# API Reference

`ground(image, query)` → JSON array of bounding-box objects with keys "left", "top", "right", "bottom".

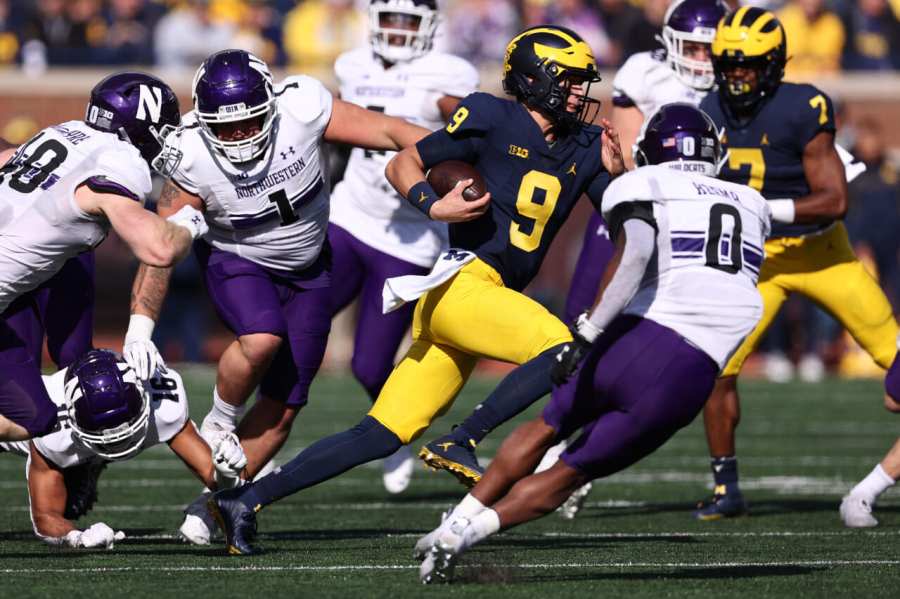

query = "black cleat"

[
  {"left": 207, "top": 488, "right": 261, "bottom": 556},
  {"left": 419, "top": 433, "right": 484, "bottom": 488}
]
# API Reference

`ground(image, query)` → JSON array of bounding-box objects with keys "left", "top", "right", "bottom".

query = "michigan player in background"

[
  {"left": 694, "top": 7, "right": 900, "bottom": 520},
  {"left": 125, "top": 50, "right": 430, "bottom": 486},
  {"left": 329, "top": 0, "right": 478, "bottom": 493},
  {"left": 208, "top": 26, "right": 624, "bottom": 555},
  {"left": 0, "top": 350, "right": 246, "bottom": 548},
  {"left": 0, "top": 73, "right": 206, "bottom": 442},
  {"left": 416, "top": 104, "right": 772, "bottom": 583}
]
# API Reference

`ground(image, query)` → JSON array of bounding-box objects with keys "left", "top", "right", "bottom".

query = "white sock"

[
  {"left": 451, "top": 494, "right": 486, "bottom": 520},
  {"left": 850, "top": 464, "right": 896, "bottom": 501},
  {"left": 463, "top": 509, "right": 500, "bottom": 547},
  {"left": 208, "top": 387, "right": 245, "bottom": 428}
]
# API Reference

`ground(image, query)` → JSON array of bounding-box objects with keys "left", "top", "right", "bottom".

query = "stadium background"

[{"left": 1, "top": 0, "right": 899, "bottom": 381}]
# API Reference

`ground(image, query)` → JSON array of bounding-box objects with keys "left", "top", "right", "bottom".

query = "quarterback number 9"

[
  {"left": 510, "top": 170, "right": 561, "bottom": 253},
  {"left": 445, "top": 107, "right": 469, "bottom": 134}
]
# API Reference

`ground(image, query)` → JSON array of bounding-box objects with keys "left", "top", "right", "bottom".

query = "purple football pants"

[
  {"left": 328, "top": 224, "right": 429, "bottom": 400},
  {"left": 564, "top": 212, "right": 615, "bottom": 323},
  {"left": 543, "top": 316, "right": 717, "bottom": 479},
  {"left": 196, "top": 242, "right": 332, "bottom": 408},
  {"left": 0, "top": 253, "right": 95, "bottom": 436}
]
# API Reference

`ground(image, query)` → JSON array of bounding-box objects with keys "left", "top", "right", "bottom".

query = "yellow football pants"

[
  {"left": 368, "top": 259, "right": 572, "bottom": 443},
  {"left": 722, "top": 222, "right": 899, "bottom": 376}
]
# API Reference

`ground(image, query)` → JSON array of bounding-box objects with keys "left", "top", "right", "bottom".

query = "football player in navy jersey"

[
  {"left": 208, "top": 26, "right": 624, "bottom": 555},
  {"left": 694, "top": 6, "right": 899, "bottom": 520}
]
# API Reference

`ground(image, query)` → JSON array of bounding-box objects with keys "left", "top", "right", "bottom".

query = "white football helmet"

[
  {"left": 369, "top": 0, "right": 439, "bottom": 64},
  {"left": 660, "top": 0, "right": 728, "bottom": 91}
]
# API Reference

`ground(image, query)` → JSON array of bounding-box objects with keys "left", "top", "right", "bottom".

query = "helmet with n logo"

[
  {"left": 502, "top": 26, "right": 602, "bottom": 131},
  {"left": 85, "top": 72, "right": 182, "bottom": 176},
  {"left": 711, "top": 6, "right": 786, "bottom": 112}
]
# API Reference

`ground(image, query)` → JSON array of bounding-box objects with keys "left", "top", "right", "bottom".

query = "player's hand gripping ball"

[{"left": 427, "top": 160, "right": 487, "bottom": 201}]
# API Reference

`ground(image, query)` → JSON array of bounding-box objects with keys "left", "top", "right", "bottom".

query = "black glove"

[{"left": 550, "top": 333, "right": 593, "bottom": 386}]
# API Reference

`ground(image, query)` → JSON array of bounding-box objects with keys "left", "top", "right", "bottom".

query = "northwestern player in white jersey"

[
  {"left": 0, "top": 73, "right": 208, "bottom": 442},
  {"left": 328, "top": 0, "right": 478, "bottom": 493},
  {"left": 416, "top": 103, "right": 772, "bottom": 583},
  {"left": 0, "top": 350, "right": 246, "bottom": 549},
  {"left": 565, "top": 0, "right": 727, "bottom": 324},
  {"left": 124, "top": 50, "right": 457, "bottom": 482}
]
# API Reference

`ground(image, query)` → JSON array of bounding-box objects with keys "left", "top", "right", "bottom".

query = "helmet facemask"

[
  {"left": 369, "top": 0, "right": 438, "bottom": 64},
  {"left": 192, "top": 52, "right": 278, "bottom": 164},
  {"left": 64, "top": 353, "right": 150, "bottom": 462},
  {"left": 662, "top": 27, "right": 716, "bottom": 90}
]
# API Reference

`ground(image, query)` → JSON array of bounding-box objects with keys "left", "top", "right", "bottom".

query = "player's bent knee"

[
  {"left": 237, "top": 333, "right": 282, "bottom": 367},
  {"left": 884, "top": 394, "right": 900, "bottom": 414},
  {"left": 369, "top": 412, "right": 417, "bottom": 445}
]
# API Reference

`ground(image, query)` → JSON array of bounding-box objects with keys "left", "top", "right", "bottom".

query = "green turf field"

[{"left": 1, "top": 367, "right": 898, "bottom": 597}]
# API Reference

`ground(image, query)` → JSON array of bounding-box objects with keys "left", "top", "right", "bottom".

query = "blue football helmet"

[
  {"left": 634, "top": 103, "right": 723, "bottom": 177},
  {"left": 661, "top": 0, "right": 728, "bottom": 90},
  {"left": 64, "top": 350, "right": 149, "bottom": 462},
  {"left": 369, "top": 0, "right": 439, "bottom": 63},
  {"left": 192, "top": 49, "right": 277, "bottom": 164},
  {"left": 85, "top": 72, "right": 183, "bottom": 176}
]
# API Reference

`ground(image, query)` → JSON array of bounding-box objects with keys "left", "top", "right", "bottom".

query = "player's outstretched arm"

[
  {"left": 27, "top": 443, "right": 124, "bottom": 548},
  {"left": 75, "top": 184, "right": 206, "bottom": 268},
  {"left": 168, "top": 421, "right": 248, "bottom": 489},
  {"left": 385, "top": 145, "right": 489, "bottom": 223},
  {"left": 772, "top": 131, "right": 848, "bottom": 224},
  {"left": 324, "top": 97, "right": 431, "bottom": 152},
  {"left": 28, "top": 443, "right": 76, "bottom": 540},
  {"left": 124, "top": 181, "right": 205, "bottom": 379}
]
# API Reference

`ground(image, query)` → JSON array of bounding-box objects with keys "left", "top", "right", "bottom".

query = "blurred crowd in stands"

[{"left": 0, "top": 0, "right": 898, "bottom": 75}]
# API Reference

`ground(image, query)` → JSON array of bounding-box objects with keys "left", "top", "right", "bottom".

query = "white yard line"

[{"left": 1, "top": 560, "right": 899, "bottom": 575}]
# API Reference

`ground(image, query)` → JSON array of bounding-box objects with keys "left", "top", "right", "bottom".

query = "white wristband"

[
  {"left": 125, "top": 314, "right": 155, "bottom": 343},
  {"left": 575, "top": 313, "right": 603, "bottom": 344},
  {"left": 768, "top": 199, "right": 795, "bottom": 224}
]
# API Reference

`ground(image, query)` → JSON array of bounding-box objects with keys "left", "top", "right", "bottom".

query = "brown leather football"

[{"left": 426, "top": 160, "right": 487, "bottom": 201}]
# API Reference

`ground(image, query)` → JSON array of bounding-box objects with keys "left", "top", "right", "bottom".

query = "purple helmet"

[
  {"left": 192, "top": 49, "right": 276, "bottom": 164},
  {"left": 64, "top": 350, "right": 149, "bottom": 462},
  {"left": 85, "top": 72, "right": 183, "bottom": 176},
  {"left": 661, "top": 0, "right": 728, "bottom": 90},
  {"left": 634, "top": 103, "right": 722, "bottom": 176},
  {"left": 369, "top": 0, "right": 439, "bottom": 63}
]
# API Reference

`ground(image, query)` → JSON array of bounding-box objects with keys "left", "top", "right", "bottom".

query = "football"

[{"left": 426, "top": 160, "right": 487, "bottom": 201}]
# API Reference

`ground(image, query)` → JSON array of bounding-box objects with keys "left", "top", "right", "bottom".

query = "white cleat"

[
  {"left": 383, "top": 445, "right": 414, "bottom": 494},
  {"left": 420, "top": 517, "right": 470, "bottom": 584},
  {"left": 840, "top": 494, "right": 878, "bottom": 528},
  {"left": 559, "top": 482, "right": 593, "bottom": 520},
  {"left": 414, "top": 508, "right": 452, "bottom": 561},
  {"left": 178, "top": 514, "right": 212, "bottom": 545}
]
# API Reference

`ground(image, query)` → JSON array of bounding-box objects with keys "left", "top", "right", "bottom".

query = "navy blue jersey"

[
  {"left": 700, "top": 82, "right": 836, "bottom": 238},
  {"left": 416, "top": 92, "right": 611, "bottom": 291}
]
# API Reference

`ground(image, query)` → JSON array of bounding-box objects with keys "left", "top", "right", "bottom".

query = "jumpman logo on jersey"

[
  {"left": 280, "top": 146, "right": 296, "bottom": 160},
  {"left": 760, "top": 134, "right": 770, "bottom": 146},
  {"left": 567, "top": 163, "right": 577, "bottom": 176}
]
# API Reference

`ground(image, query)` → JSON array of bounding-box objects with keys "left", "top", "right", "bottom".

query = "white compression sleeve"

[{"left": 586, "top": 219, "right": 656, "bottom": 332}]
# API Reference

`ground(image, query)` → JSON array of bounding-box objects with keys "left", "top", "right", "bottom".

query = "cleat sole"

[{"left": 418, "top": 447, "right": 481, "bottom": 488}]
